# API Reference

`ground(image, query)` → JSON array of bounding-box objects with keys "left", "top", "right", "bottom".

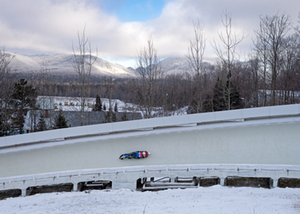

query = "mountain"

[
  {"left": 9, "top": 53, "right": 136, "bottom": 78},
  {"left": 159, "top": 57, "right": 189, "bottom": 75},
  {"left": 8, "top": 53, "right": 212, "bottom": 79},
  {"left": 134, "top": 57, "right": 190, "bottom": 76},
  {"left": 159, "top": 57, "right": 214, "bottom": 76}
]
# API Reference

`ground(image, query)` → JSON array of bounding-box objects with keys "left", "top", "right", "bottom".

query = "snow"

[
  {"left": 0, "top": 186, "right": 300, "bottom": 213},
  {"left": 11, "top": 53, "right": 136, "bottom": 77},
  {"left": 39, "top": 96, "right": 137, "bottom": 112},
  {"left": 38, "top": 96, "right": 188, "bottom": 117}
]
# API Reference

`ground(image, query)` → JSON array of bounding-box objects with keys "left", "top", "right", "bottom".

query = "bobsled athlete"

[{"left": 119, "top": 151, "right": 150, "bottom": 160}]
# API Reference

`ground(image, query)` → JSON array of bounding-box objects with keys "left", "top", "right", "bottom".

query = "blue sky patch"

[{"left": 98, "top": 0, "right": 166, "bottom": 22}]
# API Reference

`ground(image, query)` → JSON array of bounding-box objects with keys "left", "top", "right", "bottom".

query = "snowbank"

[{"left": 0, "top": 186, "right": 299, "bottom": 214}]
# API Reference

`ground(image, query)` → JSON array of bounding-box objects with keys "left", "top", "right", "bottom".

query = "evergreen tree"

[
  {"left": 11, "top": 79, "right": 37, "bottom": 134},
  {"left": 54, "top": 109, "right": 68, "bottom": 129},
  {"left": 0, "top": 113, "right": 4, "bottom": 136},
  {"left": 93, "top": 94, "right": 102, "bottom": 111},
  {"left": 105, "top": 109, "right": 111, "bottom": 123},
  {"left": 105, "top": 106, "right": 118, "bottom": 123},
  {"left": 212, "top": 76, "right": 242, "bottom": 111},
  {"left": 37, "top": 112, "right": 47, "bottom": 131},
  {"left": 112, "top": 111, "right": 117, "bottom": 122},
  {"left": 229, "top": 83, "right": 243, "bottom": 110},
  {"left": 0, "top": 108, "right": 12, "bottom": 136},
  {"left": 213, "top": 77, "right": 226, "bottom": 111},
  {"left": 202, "top": 95, "right": 213, "bottom": 112},
  {"left": 114, "top": 102, "right": 118, "bottom": 112},
  {"left": 188, "top": 99, "right": 198, "bottom": 114},
  {"left": 121, "top": 112, "right": 128, "bottom": 121}
]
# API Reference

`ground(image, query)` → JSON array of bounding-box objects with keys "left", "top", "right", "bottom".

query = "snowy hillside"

[
  {"left": 160, "top": 57, "right": 189, "bottom": 75},
  {"left": 159, "top": 57, "right": 214, "bottom": 76},
  {"left": 9, "top": 53, "right": 136, "bottom": 77},
  {"left": 8, "top": 52, "right": 216, "bottom": 78}
]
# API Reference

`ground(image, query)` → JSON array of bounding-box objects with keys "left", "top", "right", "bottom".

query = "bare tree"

[
  {"left": 248, "top": 54, "right": 260, "bottom": 107},
  {"left": 72, "top": 27, "right": 97, "bottom": 125},
  {"left": 0, "top": 48, "right": 15, "bottom": 136},
  {"left": 187, "top": 21, "right": 206, "bottom": 113},
  {"left": 0, "top": 48, "right": 14, "bottom": 83},
  {"left": 104, "top": 76, "right": 115, "bottom": 122},
  {"left": 236, "top": 53, "right": 260, "bottom": 108},
  {"left": 253, "top": 21, "right": 270, "bottom": 106},
  {"left": 0, "top": 48, "right": 15, "bottom": 103},
  {"left": 294, "top": 12, "right": 300, "bottom": 35},
  {"left": 33, "top": 61, "right": 55, "bottom": 131},
  {"left": 212, "top": 11, "right": 245, "bottom": 110},
  {"left": 279, "top": 34, "right": 299, "bottom": 104},
  {"left": 135, "top": 39, "right": 164, "bottom": 118},
  {"left": 254, "top": 13, "right": 290, "bottom": 105}
]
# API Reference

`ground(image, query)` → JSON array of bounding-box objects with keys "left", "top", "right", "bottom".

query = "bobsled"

[{"left": 119, "top": 151, "right": 150, "bottom": 160}]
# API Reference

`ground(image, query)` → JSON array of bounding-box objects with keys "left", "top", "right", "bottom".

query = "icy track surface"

[{"left": 1, "top": 186, "right": 300, "bottom": 214}]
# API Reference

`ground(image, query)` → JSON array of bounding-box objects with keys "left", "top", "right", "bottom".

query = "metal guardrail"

[{"left": 1, "top": 104, "right": 300, "bottom": 148}]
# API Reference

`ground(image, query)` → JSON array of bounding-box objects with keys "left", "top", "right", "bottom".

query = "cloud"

[{"left": 0, "top": 0, "right": 299, "bottom": 66}]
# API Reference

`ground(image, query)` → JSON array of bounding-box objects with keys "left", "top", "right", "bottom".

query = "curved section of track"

[{"left": 0, "top": 117, "right": 299, "bottom": 179}]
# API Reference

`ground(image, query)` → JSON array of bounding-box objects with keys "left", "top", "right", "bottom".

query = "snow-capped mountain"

[
  {"left": 159, "top": 57, "right": 189, "bottom": 75},
  {"left": 134, "top": 57, "right": 190, "bottom": 76},
  {"left": 159, "top": 57, "right": 214, "bottom": 76},
  {"left": 9, "top": 53, "right": 136, "bottom": 78},
  {"left": 8, "top": 53, "right": 212, "bottom": 79}
]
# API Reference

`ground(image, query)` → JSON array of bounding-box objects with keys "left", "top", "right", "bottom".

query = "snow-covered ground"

[
  {"left": 38, "top": 96, "right": 188, "bottom": 117},
  {"left": 1, "top": 186, "right": 300, "bottom": 214}
]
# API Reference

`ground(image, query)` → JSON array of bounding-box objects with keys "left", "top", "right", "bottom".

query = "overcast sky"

[{"left": 0, "top": 0, "right": 299, "bottom": 67}]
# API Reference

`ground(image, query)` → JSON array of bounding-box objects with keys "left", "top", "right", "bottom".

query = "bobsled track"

[{"left": 0, "top": 104, "right": 300, "bottom": 198}]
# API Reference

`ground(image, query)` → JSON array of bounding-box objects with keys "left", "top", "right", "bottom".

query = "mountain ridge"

[
  {"left": 7, "top": 53, "right": 207, "bottom": 78},
  {"left": 9, "top": 53, "right": 137, "bottom": 78}
]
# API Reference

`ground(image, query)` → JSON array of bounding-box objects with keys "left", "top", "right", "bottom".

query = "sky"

[{"left": 0, "top": 0, "right": 299, "bottom": 67}]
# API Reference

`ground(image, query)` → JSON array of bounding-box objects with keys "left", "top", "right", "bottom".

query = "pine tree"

[
  {"left": 202, "top": 95, "right": 213, "bottom": 112},
  {"left": 114, "top": 102, "right": 118, "bottom": 112},
  {"left": 0, "top": 113, "right": 7, "bottom": 136},
  {"left": 121, "top": 112, "right": 128, "bottom": 121},
  {"left": 11, "top": 79, "right": 37, "bottom": 134},
  {"left": 105, "top": 109, "right": 111, "bottom": 123},
  {"left": 212, "top": 76, "right": 242, "bottom": 111},
  {"left": 93, "top": 94, "right": 102, "bottom": 111},
  {"left": 0, "top": 107, "right": 13, "bottom": 136},
  {"left": 112, "top": 111, "right": 117, "bottom": 122},
  {"left": 54, "top": 109, "right": 68, "bottom": 129},
  {"left": 229, "top": 82, "right": 243, "bottom": 110},
  {"left": 37, "top": 112, "right": 47, "bottom": 131},
  {"left": 188, "top": 99, "right": 198, "bottom": 114},
  {"left": 213, "top": 77, "right": 225, "bottom": 111},
  {"left": 105, "top": 106, "right": 118, "bottom": 123}
]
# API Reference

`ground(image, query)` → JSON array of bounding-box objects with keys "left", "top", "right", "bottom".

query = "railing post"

[
  {"left": 272, "top": 178, "right": 278, "bottom": 188},
  {"left": 21, "top": 188, "right": 27, "bottom": 197},
  {"left": 73, "top": 183, "right": 78, "bottom": 191},
  {"left": 220, "top": 177, "right": 225, "bottom": 186}
]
